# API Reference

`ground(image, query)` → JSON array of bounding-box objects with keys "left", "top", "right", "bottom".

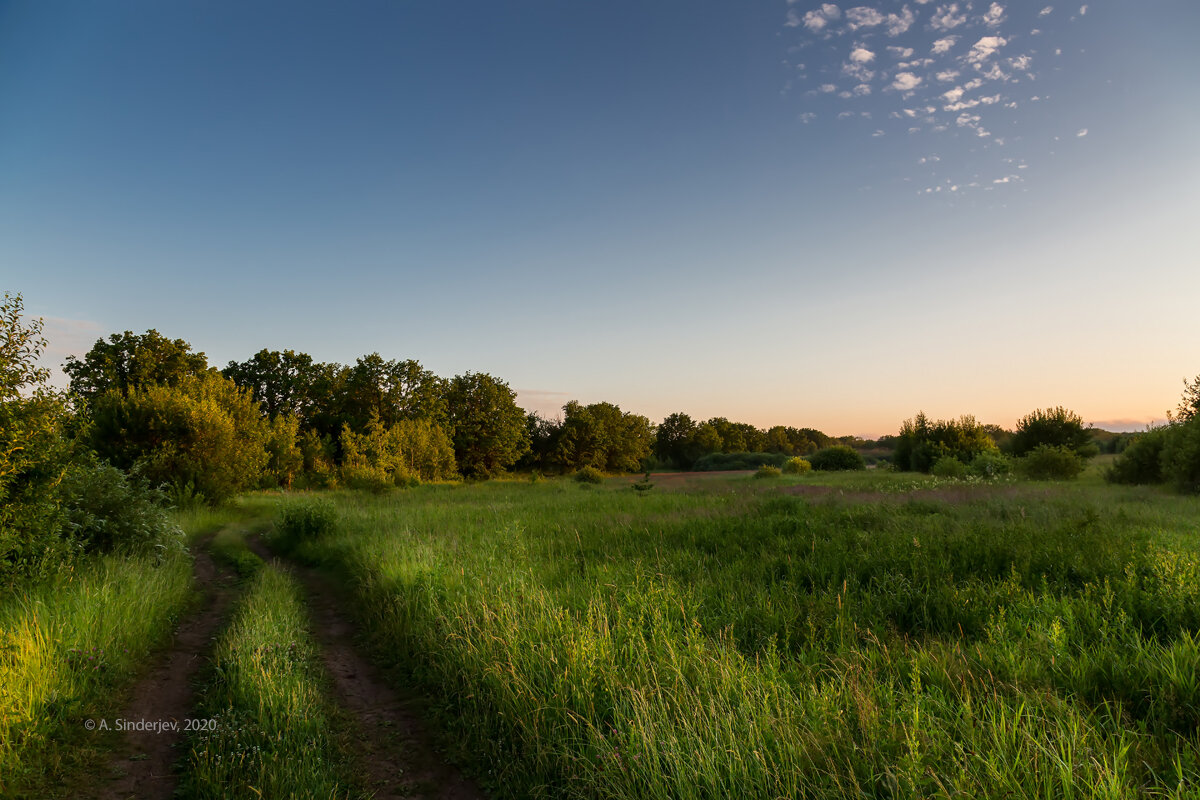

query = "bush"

[
  {"left": 60, "top": 462, "right": 183, "bottom": 557},
  {"left": 930, "top": 456, "right": 969, "bottom": 479},
  {"left": 970, "top": 451, "right": 1012, "bottom": 479},
  {"left": 691, "top": 451, "right": 789, "bottom": 472},
  {"left": 574, "top": 466, "right": 604, "bottom": 484},
  {"left": 1105, "top": 427, "right": 1169, "bottom": 486},
  {"left": 275, "top": 497, "right": 337, "bottom": 547},
  {"left": 782, "top": 457, "right": 812, "bottom": 474},
  {"left": 1161, "top": 417, "right": 1200, "bottom": 494},
  {"left": 339, "top": 464, "right": 393, "bottom": 494},
  {"left": 754, "top": 465, "right": 782, "bottom": 478},
  {"left": 1010, "top": 406, "right": 1098, "bottom": 458},
  {"left": 808, "top": 445, "right": 866, "bottom": 471},
  {"left": 894, "top": 412, "right": 997, "bottom": 472},
  {"left": 1017, "top": 445, "right": 1084, "bottom": 480}
]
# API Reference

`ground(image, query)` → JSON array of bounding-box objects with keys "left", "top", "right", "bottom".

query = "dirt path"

[
  {"left": 86, "top": 543, "right": 237, "bottom": 800},
  {"left": 246, "top": 537, "right": 486, "bottom": 800}
]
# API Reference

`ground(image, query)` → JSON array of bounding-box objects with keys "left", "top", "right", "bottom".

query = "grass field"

[{"left": 279, "top": 468, "right": 1200, "bottom": 798}]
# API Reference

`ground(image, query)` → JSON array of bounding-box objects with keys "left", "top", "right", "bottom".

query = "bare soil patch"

[
  {"left": 85, "top": 544, "right": 237, "bottom": 800},
  {"left": 246, "top": 537, "right": 486, "bottom": 800}
]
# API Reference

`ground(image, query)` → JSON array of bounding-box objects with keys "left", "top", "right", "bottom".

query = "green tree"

[
  {"left": 556, "top": 401, "right": 653, "bottom": 473},
  {"left": 894, "top": 412, "right": 998, "bottom": 472},
  {"left": 1170, "top": 375, "right": 1200, "bottom": 423},
  {"left": 87, "top": 371, "right": 271, "bottom": 503},
  {"left": 63, "top": 329, "right": 208, "bottom": 405},
  {"left": 445, "top": 372, "right": 529, "bottom": 478},
  {"left": 0, "top": 294, "right": 74, "bottom": 580},
  {"left": 223, "top": 349, "right": 320, "bottom": 421},
  {"left": 655, "top": 412, "right": 697, "bottom": 468},
  {"left": 1010, "top": 407, "right": 1098, "bottom": 458},
  {"left": 341, "top": 354, "right": 447, "bottom": 432}
]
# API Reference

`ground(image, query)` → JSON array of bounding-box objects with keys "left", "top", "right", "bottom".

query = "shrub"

[
  {"left": 60, "top": 462, "right": 183, "bottom": 557},
  {"left": 1161, "top": 416, "right": 1200, "bottom": 494},
  {"left": 894, "top": 412, "right": 997, "bottom": 472},
  {"left": 930, "top": 456, "right": 969, "bottom": 479},
  {"left": 275, "top": 497, "right": 337, "bottom": 546},
  {"left": 693, "top": 452, "right": 790, "bottom": 472},
  {"left": 1105, "top": 427, "right": 1169, "bottom": 486},
  {"left": 782, "top": 457, "right": 812, "bottom": 474},
  {"left": 574, "top": 466, "right": 604, "bottom": 484},
  {"left": 339, "top": 464, "right": 393, "bottom": 494},
  {"left": 1010, "top": 406, "right": 1099, "bottom": 458},
  {"left": 754, "top": 465, "right": 782, "bottom": 478},
  {"left": 808, "top": 445, "right": 866, "bottom": 471},
  {"left": 1017, "top": 444, "right": 1084, "bottom": 480},
  {"left": 970, "top": 451, "right": 1012, "bottom": 479}
]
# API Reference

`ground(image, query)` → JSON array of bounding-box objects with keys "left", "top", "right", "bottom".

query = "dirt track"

[
  {"left": 246, "top": 537, "right": 487, "bottom": 800},
  {"left": 86, "top": 546, "right": 237, "bottom": 800}
]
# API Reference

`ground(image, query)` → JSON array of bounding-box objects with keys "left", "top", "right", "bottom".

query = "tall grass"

[
  {"left": 0, "top": 551, "right": 192, "bottom": 795},
  {"left": 181, "top": 564, "right": 351, "bottom": 799},
  {"left": 293, "top": 476, "right": 1200, "bottom": 798}
]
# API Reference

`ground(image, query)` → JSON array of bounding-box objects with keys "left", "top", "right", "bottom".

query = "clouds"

[
  {"left": 929, "top": 4, "right": 967, "bottom": 30},
  {"left": 794, "top": 3, "right": 842, "bottom": 31},
  {"left": 931, "top": 35, "right": 957, "bottom": 54},
  {"left": 845, "top": 6, "right": 885, "bottom": 30},
  {"left": 966, "top": 35, "right": 1007, "bottom": 65},
  {"left": 893, "top": 72, "right": 922, "bottom": 91},
  {"left": 849, "top": 46, "right": 876, "bottom": 63},
  {"left": 982, "top": 3, "right": 1005, "bottom": 27}
]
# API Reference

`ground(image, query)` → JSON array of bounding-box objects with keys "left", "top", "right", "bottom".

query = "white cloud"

[
  {"left": 917, "top": 155, "right": 941, "bottom": 164},
  {"left": 799, "top": 112, "right": 818, "bottom": 123},
  {"left": 1010, "top": 54, "right": 1032, "bottom": 70},
  {"left": 899, "top": 57, "right": 934, "bottom": 69},
  {"left": 838, "top": 110, "right": 855, "bottom": 118},
  {"left": 845, "top": 7, "right": 885, "bottom": 29},
  {"left": 963, "top": 78, "right": 983, "bottom": 89},
  {"left": 931, "top": 36, "right": 958, "bottom": 54},
  {"left": 797, "top": 4, "right": 842, "bottom": 31},
  {"left": 982, "top": 3, "right": 1005, "bottom": 27},
  {"left": 885, "top": 7, "right": 916, "bottom": 36},
  {"left": 936, "top": 69, "right": 960, "bottom": 81},
  {"left": 849, "top": 46, "right": 876, "bottom": 63},
  {"left": 956, "top": 112, "right": 981, "bottom": 126},
  {"left": 967, "top": 35, "right": 1007, "bottom": 64},
  {"left": 872, "top": 129, "right": 885, "bottom": 136},
  {"left": 820, "top": 83, "right": 838, "bottom": 93},
  {"left": 1039, "top": 5, "right": 1053, "bottom": 14},
  {"left": 888, "top": 46, "right": 915, "bottom": 58},
  {"left": 944, "top": 86, "right": 965, "bottom": 102},
  {"left": 854, "top": 83, "right": 872, "bottom": 95},
  {"left": 930, "top": 4, "right": 967, "bottom": 30},
  {"left": 893, "top": 71, "right": 922, "bottom": 90},
  {"left": 1077, "top": 128, "right": 1088, "bottom": 136},
  {"left": 1079, "top": 4, "right": 1088, "bottom": 14},
  {"left": 842, "top": 61, "right": 875, "bottom": 81}
]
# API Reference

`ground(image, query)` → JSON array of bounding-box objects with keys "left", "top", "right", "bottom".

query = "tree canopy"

[{"left": 64, "top": 329, "right": 208, "bottom": 404}]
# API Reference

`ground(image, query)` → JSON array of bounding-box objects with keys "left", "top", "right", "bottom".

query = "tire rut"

[
  {"left": 246, "top": 537, "right": 487, "bottom": 800},
  {"left": 86, "top": 541, "right": 238, "bottom": 800}
]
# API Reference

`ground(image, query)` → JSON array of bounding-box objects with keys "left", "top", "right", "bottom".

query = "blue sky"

[{"left": 2, "top": 1, "right": 1197, "bottom": 436}]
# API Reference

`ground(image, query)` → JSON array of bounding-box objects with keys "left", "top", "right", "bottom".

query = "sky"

[{"left": 2, "top": 1, "right": 1197, "bottom": 437}]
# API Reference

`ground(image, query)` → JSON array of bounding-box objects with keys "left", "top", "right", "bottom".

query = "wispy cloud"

[
  {"left": 1076, "top": 128, "right": 1088, "bottom": 136},
  {"left": 845, "top": 6, "right": 885, "bottom": 30},
  {"left": 929, "top": 3, "right": 967, "bottom": 30},
  {"left": 966, "top": 35, "right": 1007, "bottom": 65},
  {"left": 892, "top": 72, "right": 922, "bottom": 91}
]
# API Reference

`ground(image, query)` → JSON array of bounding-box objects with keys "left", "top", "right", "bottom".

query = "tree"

[
  {"left": 894, "top": 412, "right": 998, "bottom": 472},
  {"left": 223, "top": 349, "right": 320, "bottom": 421},
  {"left": 655, "top": 412, "right": 697, "bottom": 468},
  {"left": 63, "top": 329, "right": 208, "bottom": 405},
  {"left": 1010, "top": 407, "right": 1097, "bottom": 458},
  {"left": 444, "top": 372, "right": 529, "bottom": 478},
  {"left": 87, "top": 371, "right": 272, "bottom": 503},
  {"left": 340, "top": 354, "right": 447, "bottom": 432},
  {"left": 1, "top": 293, "right": 74, "bottom": 579},
  {"left": 556, "top": 401, "right": 653, "bottom": 473},
  {"left": 1171, "top": 375, "right": 1200, "bottom": 423}
]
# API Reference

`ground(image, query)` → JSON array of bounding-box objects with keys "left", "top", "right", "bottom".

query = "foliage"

[
  {"left": 0, "top": 294, "right": 75, "bottom": 582},
  {"left": 63, "top": 329, "right": 208, "bottom": 406},
  {"left": 1010, "top": 406, "right": 1099, "bottom": 458},
  {"left": 692, "top": 451, "right": 790, "bottom": 472},
  {"left": 263, "top": 413, "right": 303, "bottom": 489},
  {"left": 782, "top": 456, "right": 812, "bottom": 474},
  {"left": 556, "top": 401, "right": 653, "bottom": 473},
  {"left": 969, "top": 451, "right": 1012, "bottom": 479},
  {"left": 808, "top": 445, "right": 866, "bottom": 471},
  {"left": 894, "top": 412, "right": 997, "bottom": 472},
  {"left": 339, "top": 353, "right": 447, "bottom": 432},
  {"left": 754, "top": 464, "right": 782, "bottom": 478},
  {"left": 1170, "top": 374, "right": 1200, "bottom": 423},
  {"left": 930, "top": 455, "right": 969, "bottom": 479},
  {"left": 1105, "top": 427, "right": 1169, "bottom": 486},
  {"left": 339, "top": 415, "right": 456, "bottom": 487},
  {"left": 1161, "top": 415, "right": 1200, "bottom": 494},
  {"left": 654, "top": 412, "right": 697, "bottom": 468},
  {"left": 87, "top": 371, "right": 271, "bottom": 504},
  {"left": 573, "top": 465, "right": 604, "bottom": 484},
  {"left": 445, "top": 372, "right": 529, "bottom": 478},
  {"left": 1017, "top": 444, "right": 1085, "bottom": 480},
  {"left": 222, "top": 348, "right": 320, "bottom": 421},
  {"left": 59, "top": 462, "right": 183, "bottom": 556}
]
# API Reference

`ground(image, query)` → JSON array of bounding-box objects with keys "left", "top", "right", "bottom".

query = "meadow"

[{"left": 278, "top": 467, "right": 1200, "bottom": 799}]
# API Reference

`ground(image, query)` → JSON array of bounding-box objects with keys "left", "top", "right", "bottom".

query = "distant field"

[{"left": 284, "top": 469, "right": 1200, "bottom": 799}]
